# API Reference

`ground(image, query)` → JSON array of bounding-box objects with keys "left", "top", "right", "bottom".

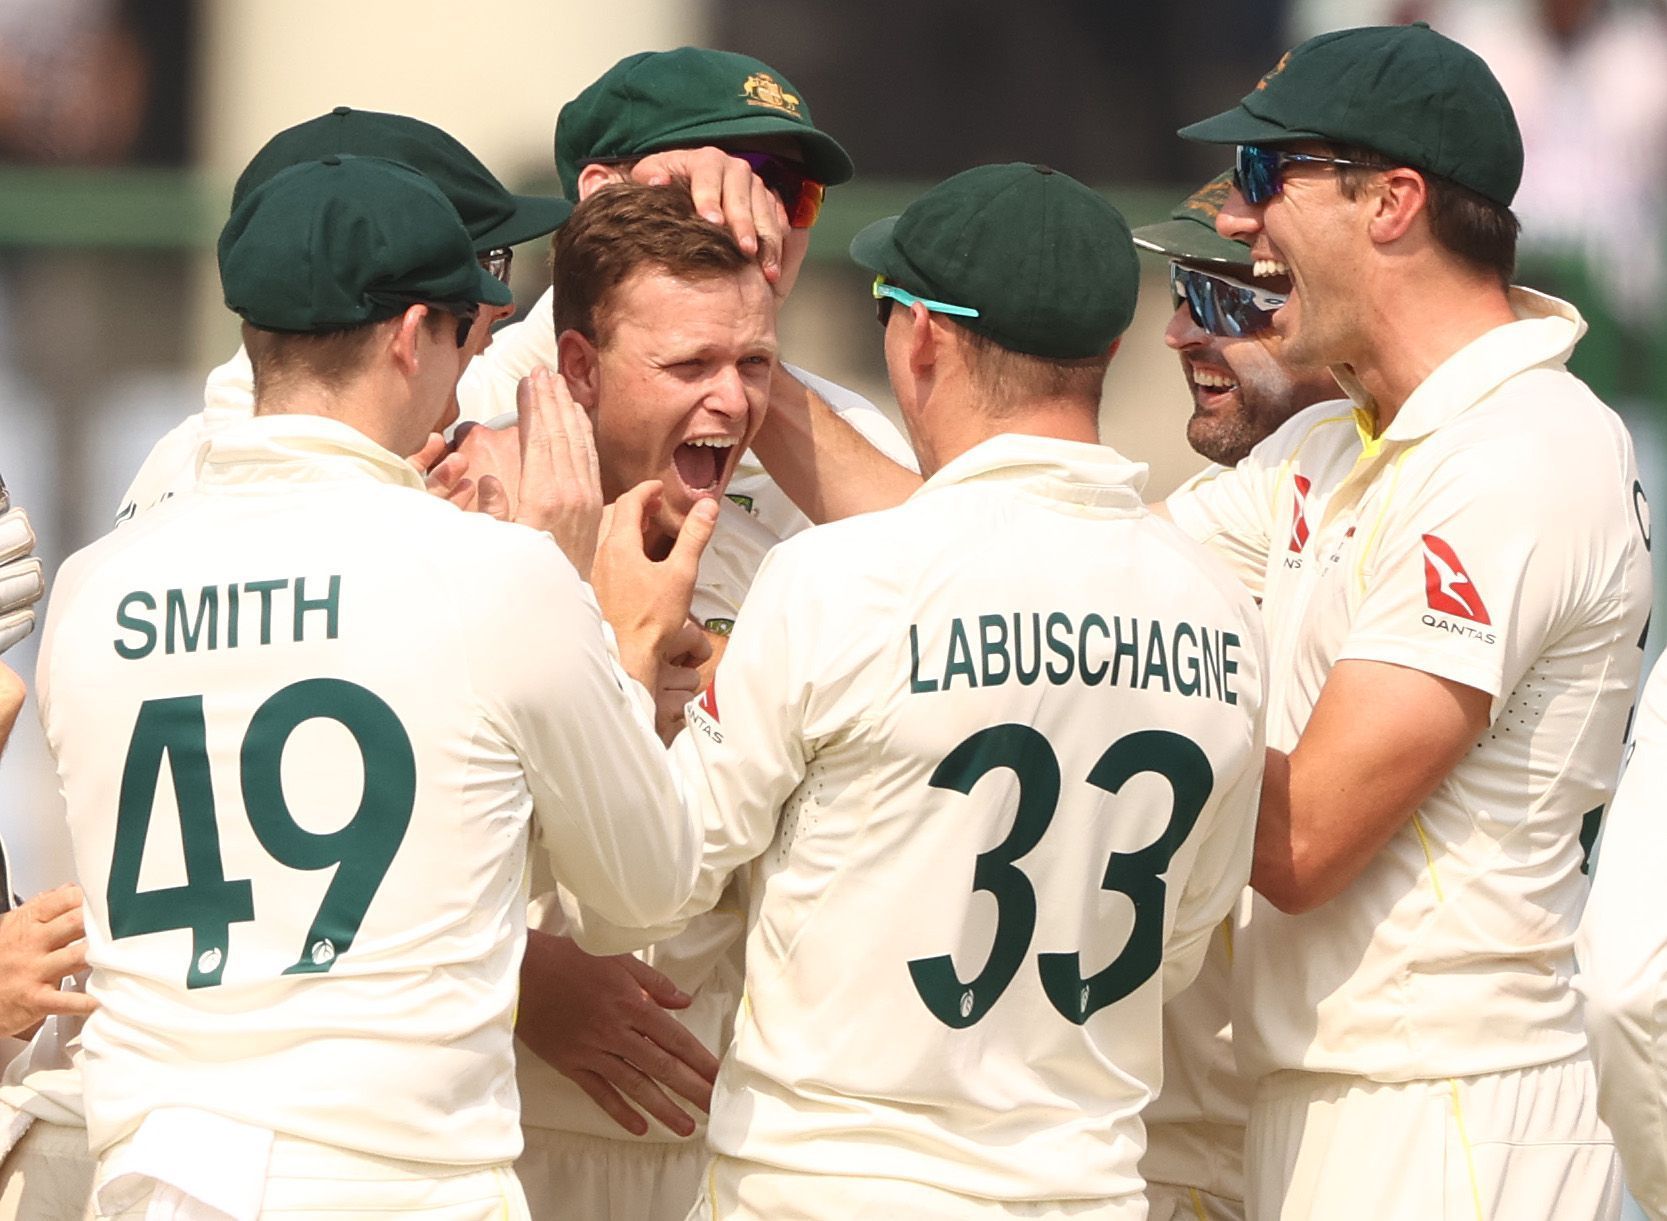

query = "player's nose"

[
  {"left": 704, "top": 365, "right": 751, "bottom": 422},
  {"left": 1216, "top": 187, "right": 1263, "bottom": 243},
  {"left": 1164, "top": 300, "right": 1206, "bottom": 350}
]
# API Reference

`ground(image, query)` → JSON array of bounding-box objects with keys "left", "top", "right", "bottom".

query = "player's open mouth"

[
  {"left": 1188, "top": 364, "right": 1238, "bottom": 407},
  {"left": 673, "top": 436, "right": 738, "bottom": 492}
]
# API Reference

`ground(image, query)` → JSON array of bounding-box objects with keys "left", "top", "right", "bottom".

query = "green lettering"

[
  {"left": 1079, "top": 614, "right": 1110, "bottom": 684},
  {"left": 1222, "top": 632, "right": 1241, "bottom": 706},
  {"left": 1142, "top": 620, "right": 1171, "bottom": 692},
  {"left": 1012, "top": 613, "right": 1041, "bottom": 685},
  {"left": 1044, "top": 612, "right": 1074, "bottom": 684},
  {"left": 909, "top": 624, "right": 939, "bottom": 694},
  {"left": 114, "top": 591, "right": 157, "bottom": 660},
  {"left": 979, "top": 614, "right": 1010, "bottom": 687},
  {"left": 1110, "top": 616, "right": 1140, "bottom": 687},
  {"left": 165, "top": 587, "right": 218, "bottom": 654},
  {"left": 293, "top": 575, "right": 341, "bottom": 642},
  {"left": 1173, "top": 622, "right": 1201, "bottom": 697},
  {"left": 944, "top": 618, "right": 978, "bottom": 690},
  {"left": 244, "top": 579, "right": 285, "bottom": 645}
]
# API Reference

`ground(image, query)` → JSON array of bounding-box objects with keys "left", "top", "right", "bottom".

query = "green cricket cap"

[
  {"left": 1131, "top": 172, "right": 1251, "bottom": 268},
  {"left": 849, "top": 163, "right": 1138, "bottom": 360},
  {"left": 1178, "top": 23, "right": 1522, "bottom": 207},
  {"left": 233, "top": 106, "right": 571, "bottom": 252},
  {"left": 219, "top": 155, "right": 513, "bottom": 334},
  {"left": 555, "top": 47, "right": 854, "bottom": 198}
]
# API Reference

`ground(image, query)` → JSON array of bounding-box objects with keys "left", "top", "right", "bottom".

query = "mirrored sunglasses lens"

[
  {"left": 1235, "top": 145, "right": 1279, "bottom": 205},
  {"left": 1178, "top": 269, "right": 1273, "bottom": 338}
]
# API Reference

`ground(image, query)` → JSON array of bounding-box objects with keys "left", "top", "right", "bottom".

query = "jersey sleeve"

[
  {"left": 465, "top": 524, "right": 699, "bottom": 934},
  {"left": 1335, "top": 458, "right": 1584, "bottom": 705},
  {"left": 1576, "top": 656, "right": 1667, "bottom": 1218},
  {"left": 1163, "top": 453, "right": 1280, "bottom": 601},
  {"left": 784, "top": 363, "right": 919, "bottom": 472},
  {"left": 455, "top": 290, "right": 559, "bottom": 426}
]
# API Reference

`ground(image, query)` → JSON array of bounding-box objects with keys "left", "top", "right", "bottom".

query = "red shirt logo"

[
  {"left": 697, "top": 682, "right": 719, "bottom": 722},
  {"left": 1288, "top": 474, "right": 1313, "bottom": 553},
  {"left": 1421, "top": 534, "right": 1490, "bottom": 624}
]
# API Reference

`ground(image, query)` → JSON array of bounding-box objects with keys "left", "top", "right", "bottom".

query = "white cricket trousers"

[
  {"left": 0, "top": 1120, "right": 96, "bottom": 1220},
  {"left": 86, "top": 1135, "right": 530, "bottom": 1220},
  {"left": 688, "top": 1155, "right": 1148, "bottom": 1220},
  {"left": 1144, "top": 1182, "right": 1243, "bottom": 1221},
  {"left": 515, "top": 1127, "right": 704, "bottom": 1221},
  {"left": 1245, "top": 1055, "right": 1621, "bottom": 1220}
]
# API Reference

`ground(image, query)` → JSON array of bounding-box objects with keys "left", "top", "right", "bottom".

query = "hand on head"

[{"left": 624, "top": 149, "right": 792, "bottom": 293}]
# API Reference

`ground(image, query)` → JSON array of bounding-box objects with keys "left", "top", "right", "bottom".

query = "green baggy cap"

[
  {"left": 1131, "top": 172, "right": 1251, "bottom": 268},
  {"left": 849, "top": 163, "right": 1138, "bottom": 360},
  {"left": 220, "top": 155, "right": 513, "bottom": 334},
  {"left": 555, "top": 47, "right": 855, "bottom": 199},
  {"left": 234, "top": 106, "right": 571, "bottom": 252},
  {"left": 1178, "top": 22, "right": 1523, "bottom": 207}
]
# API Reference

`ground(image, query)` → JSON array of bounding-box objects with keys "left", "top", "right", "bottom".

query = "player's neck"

[
  {"left": 916, "top": 393, "right": 1100, "bottom": 476},
  {"left": 252, "top": 377, "right": 423, "bottom": 461}
]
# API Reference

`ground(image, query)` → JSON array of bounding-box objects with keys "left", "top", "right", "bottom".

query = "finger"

[
  {"left": 37, "top": 902, "right": 85, "bottom": 949},
  {"left": 0, "top": 608, "right": 33, "bottom": 655},
  {"left": 619, "top": 956, "right": 692, "bottom": 1009},
  {"left": 602, "top": 481, "right": 663, "bottom": 554},
  {"left": 41, "top": 940, "right": 88, "bottom": 980},
  {"left": 0, "top": 508, "right": 36, "bottom": 566},
  {"left": 619, "top": 1029, "right": 715, "bottom": 1113},
  {"left": 547, "top": 369, "right": 600, "bottom": 492},
  {"left": 0, "top": 557, "right": 44, "bottom": 615},
  {"left": 516, "top": 372, "right": 559, "bottom": 482},
  {"left": 37, "top": 987, "right": 96, "bottom": 1018},
  {"left": 667, "top": 620, "right": 715, "bottom": 668},
  {"left": 633, "top": 1006, "right": 723, "bottom": 1087},
  {"left": 605, "top": 1055, "right": 698, "bottom": 1137},
  {"left": 27, "top": 885, "right": 83, "bottom": 925},
  {"left": 568, "top": 1069, "right": 650, "bottom": 1137},
  {"left": 426, "top": 451, "right": 469, "bottom": 493},
  {"left": 750, "top": 173, "right": 785, "bottom": 282},
  {"left": 407, "top": 432, "right": 447, "bottom": 474},
  {"left": 722, "top": 153, "right": 760, "bottom": 256},
  {"left": 684, "top": 149, "right": 729, "bottom": 227},
  {"left": 667, "top": 497, "right": 720, "bottom": 573},
  {"left": 444, "top": 477, "right": 476, "bottom": 510},
  {"left": 477, "top": 475, "right": 510, "bottom": 521}
]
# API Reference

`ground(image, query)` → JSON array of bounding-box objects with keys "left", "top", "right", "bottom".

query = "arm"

[
  {"left": 1254, "top": 660, "right": 1490, "bottom": 914},
  {"left": 1577, "top": 659, "right": 1667, "bottom": 1219},
  {"left": 0, "top": 884, "right": 96, "bottom": 1038},
  {"left": 750, "top": 363, "right": 921, "bottom": 522}
]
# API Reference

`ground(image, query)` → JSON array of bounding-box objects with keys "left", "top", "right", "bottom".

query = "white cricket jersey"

[
  {"left": 579, "top": 434, "right": 1268, "bottom": 1202},
  {"left": 1166, "top": 289, "right": 1652, "bottom": 1083},
  {"left": 40, "top": 415, "right": 698, "bottom": 1165},
  {"left": 1576, "top": 651, "right": 1667, "bottom": 1219}
]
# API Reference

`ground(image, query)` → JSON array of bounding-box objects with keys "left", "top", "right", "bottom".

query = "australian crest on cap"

[
  {"left": 741, "top": 72, "right": 801, "bottom": 117},
  {"left": 1256, "top": 50, "right": 1292, "bottom": 90}
]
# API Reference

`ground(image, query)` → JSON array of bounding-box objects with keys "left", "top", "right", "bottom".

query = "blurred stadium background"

[{"left": 1, "top": 0, "right": 1663, "bottom": 959}]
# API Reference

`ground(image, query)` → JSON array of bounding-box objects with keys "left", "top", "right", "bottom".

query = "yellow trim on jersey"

[
  {"left": 1352, "top": 442, "right": 1417, "bottom": 594},
  {"left": 1220, "top": 916, "right": 1235, "bottom": 966},
  {"left": 707, "top": 1157, "right": 722, "bottom": 1218},
  {"left": 1189, "top": 1186, "right": 1210, "bottom": 1221},
  {"left": 1412, "top": 814, "right": 1446, "bottom": 902},
  {"left": 1447, "top": 1079, "right": 1487, "bottom": 1221},
  {"left": 496, "top": 1167, "right": 514, "bottom": 1221}
]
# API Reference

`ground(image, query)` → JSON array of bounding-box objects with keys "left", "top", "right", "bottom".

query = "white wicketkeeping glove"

[{"left": 0, "top": 482, "right": 44, "bottom": 654}]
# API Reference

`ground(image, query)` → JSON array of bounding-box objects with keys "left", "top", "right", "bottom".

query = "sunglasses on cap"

[
  {"left": 733, "top": 152, "right": 826, "bottom": 229},
  {"left": 1169, "top": 263, "right": 1286, "bottom": 338},
  {"left": 1233, "top": 144, "right": 1393, "bottom": 206},
  {"left": 871, "top": 276, "right": 981, "bottom": 327},
  {"left": 478, "top": 247, "right": 512, "bottom": 285}
]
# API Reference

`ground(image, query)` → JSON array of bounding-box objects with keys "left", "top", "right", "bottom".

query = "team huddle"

[{"left": 0, "top": 20, "right": 1655, "bottom": 1221}]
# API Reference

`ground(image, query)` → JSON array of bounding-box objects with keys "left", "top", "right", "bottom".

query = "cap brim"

[
  {"left": 474, "top": 265, "right": 514, "bottom": 307},
  {"left": 848, "top": 215, "right": 901, "bottom": 274},
  {"left": 640, "top": 116, "right": 855, "bottom": 185},
  {"left": 472, "top": 195, "right": 573, "bottom": 253},
  {"left": 1130, "top": 219, "right": 1252, "bottom": 268},
  {"left": 1178, "top": 106, "right": 1326, "bottom": 146}
]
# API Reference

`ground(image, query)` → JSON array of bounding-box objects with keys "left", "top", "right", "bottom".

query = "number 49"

[{"left": 108, "top": 679, "right": 415, "bottom": 989}]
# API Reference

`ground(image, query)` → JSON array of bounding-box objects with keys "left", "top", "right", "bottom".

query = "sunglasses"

[
  {"left": 871, "top": 276, "right": 981, "bottom": 327},
  {"left": 421, "top": 301, "right": 480, "bottom": 348},
  {"left": 1170, "top": 263, "right": 1286, "bottom": 338},
  {"left": 1233, "top": 143, "right": 1392, "bottom": 205},
  {"left": 478, "top": 246, "right": 513, "bottom": 284},
  {"left": 733, "top": 152, "right": 827, "bottom": 229}
]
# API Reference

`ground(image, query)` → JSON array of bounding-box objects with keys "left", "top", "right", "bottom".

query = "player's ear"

[
  {"left": 556, "top": 329, "right": 600, "bottom": 411},
  {"left": 388, "top": 305, "right": 428, "bottom": 374},
  {"left": 576, "top": 163, "right": 626, "bottom": 200},
  {"left": 908, "top": 301, "right": 938, "bottom": 377},
  {"left": 1366, "top": 167, "right": 1427, "bottom": 246}
]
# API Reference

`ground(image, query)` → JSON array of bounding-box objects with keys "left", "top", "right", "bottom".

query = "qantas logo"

[
  {"left": 1421, "top": 534, "right": 1490, "bottom": 624},
  {"left": 697, "top": 683, "right": 719, "bottom": 723},
  {"left": 1288, "top": 474, "right": 1313, "bottom": 553}
]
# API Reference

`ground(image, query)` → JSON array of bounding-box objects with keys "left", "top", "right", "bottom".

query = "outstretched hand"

[
  {"left": 0, "top": 884, "right": 97, "bottom": 1039},
  {"left": 517, "top": 930, "right": 719, "bottom": 1137}
]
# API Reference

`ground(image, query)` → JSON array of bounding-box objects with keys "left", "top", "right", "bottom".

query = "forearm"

[{"left": 754, "top": 365, "right": 920, "bottom": 523}]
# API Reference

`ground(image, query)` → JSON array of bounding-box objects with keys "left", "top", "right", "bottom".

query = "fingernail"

[{"left": 704, "top": 211, "right": 724, "bottom": 225}]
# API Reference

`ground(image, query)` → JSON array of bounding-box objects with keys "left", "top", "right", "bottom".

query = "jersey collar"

[
  {"left": 1330, "top": 288, "right": 1586, "bottom": 445},
  {"left": 196, "top": 414, "right": 427, "bottom": 494},
  {"left": 915, "top": 433, "right": 1149, "bottom": 509}
]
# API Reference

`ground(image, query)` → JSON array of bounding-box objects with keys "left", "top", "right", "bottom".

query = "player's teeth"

[
  {"left": 1254, "top": 258, "right": 1290, "bottom": 278},
  {"left": 685, "top": 437, "right": 735, "bottom": 448},
  {"left": 1192, "top": 370, "right": 1237, "bottom": 389}
]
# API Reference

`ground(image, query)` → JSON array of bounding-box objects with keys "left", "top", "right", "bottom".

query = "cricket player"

[
  {"left": 1164, "top": 23, "right": 1648, "bottom": 1218},
  {"left": 1130, "top": 175, "right": 1340, "bottom": 1221},
  {"left": 39, "top": 155, "right": 705, "bottom": 1219},
  {"left": 1577, "top": 654, "right": 1667, "bottom": 1219},
  {"left": 115, "top": 106, "right": 572, "bottom": 523},
  {"left": 448, "top": 49, "right": 911, "bottom": 1221},
  {"left": 576, "top": 162, "right": 1268, "bottom": 1220}
]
